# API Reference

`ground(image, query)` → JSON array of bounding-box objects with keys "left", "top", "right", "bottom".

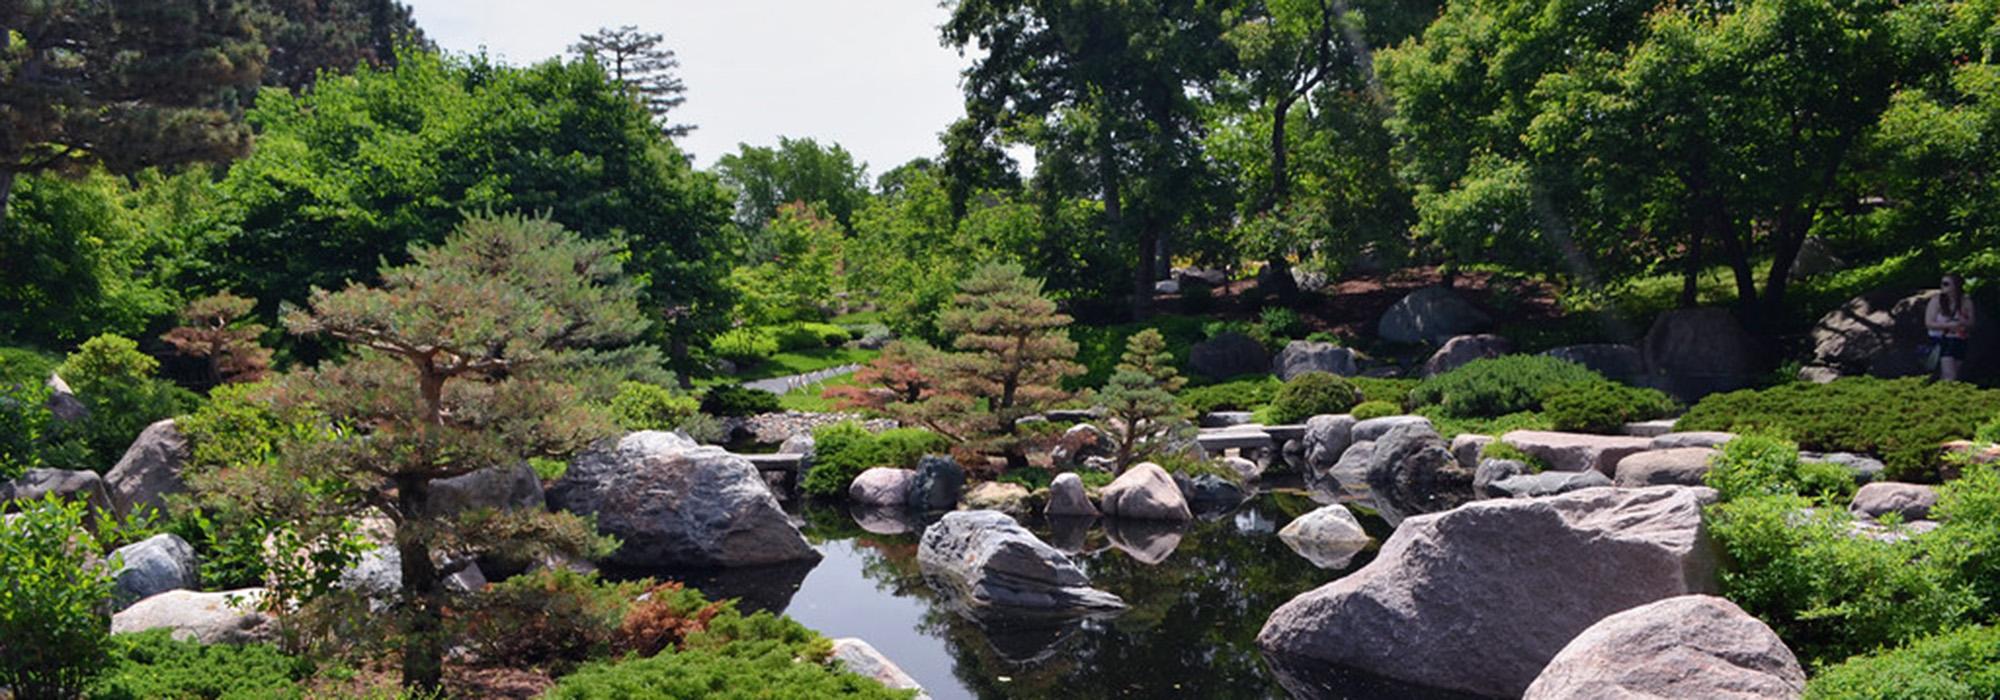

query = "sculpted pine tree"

[
  {"left": 160, "top": 292, "right": 272, "bottom": 387},
  {"left": 269, "top": 214, "right": 634, "bottom": 692},
  {"left": 570, "top": 25, "right": 694, "bottom": 137},
  {"left": 0, "top": 0, "right": 267, "bottom": 226},
  {"left": 930, "top": 263, "right": 1083, "bottom": 466},
  {"left": 1095, "top": 328, "right": 1193, "bottom": 469}
]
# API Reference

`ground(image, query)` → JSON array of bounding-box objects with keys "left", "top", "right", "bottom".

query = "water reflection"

[{"left": 1102, "top": 518, "right": 1186, "bottom": 565}]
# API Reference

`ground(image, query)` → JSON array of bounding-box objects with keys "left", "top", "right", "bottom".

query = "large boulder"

[
  {"left": 427, "top": 462, "right": 544, "bottom": 517},
  {"left": 1501, "top": 430, "right": 1655, "bottom": 475},
  {"left": 1524, "top": 595, "right": 1805, "bottom": 700},
  {"left": 1543, "top": 344, "right": 1645, "bottom": 383},
  {"left": 1808, "top": 288, "right": 1998, "bottom": 379},
  {"left": 1804, "top": 451, "right": 1888, "bottom": 484},
  {"left": 1650, "top": 431, "right": 1736, "bottom": 450},
  {"left": 831, "top": 638, "right": 932, "bottom": 700},
  {"left": 547, "top": 431, "right": 819, "bottom": 568},
  {"left": 907, "top": 455, "right": 965, "bottom": 511},
  {"left": 1097, "top": 463, "right": 1192, "bottom": 521},
  {"left": 2, "top": 468, "right": 114, "bottom": 520},
  {"left": 1614, "top": 448, "right": 1719, "bottom": 487},
  {"left": 45, "top": 372, "right": 88, "bottom": 423},
  {"left": 1258, "top": 486, "right": 1719, "bottom": 698},
  {"left": 1364, "top": 422, "right": 1472, "bottom": 526},
  {"left": 1320, "top": 441, "right": 1376, "bottom": 500},
  {"left": 963, "top": 481, "right": 1032, "bottom": 515},
  {"left": 1473, "top": 459, "right": 1530, "bottom": 499},
  {"left": 1045, "top": 472, "right": 1098, "bottom": 517},
  {"left": 112, "top": 588, "right": 272, "bottom": 644},
  {"left": 1273, "top": 341, "right": 1358, "bottom": 380},
  {"left": 104, "top": 418, "right": 189, "bottom": 518},
  {"left": 1378, "top": 287, "right": 1492, "bottom": 346},
  {"left": 1789, "top": 236, "right": 1846, "bottom": 279},
  {"left": 1487, "top": 470, "right": 1613, "bottom": 498},
  {"left": 1642, "top": 308, "right": 1760, "bottom": 397},
  {"left": 1050, "top": 423, "right": 1114, "bottom": 467},
  {"left": 1301, "top": 414, "right": 1357, "bottom": 475},
  {"left": 1351, "top": 415, "right": 1432, "bottom": 443},
  {"left": 1850, "top": 482, "right": 1937, "bottom": 521},
  {"left": 850, "top": 468, "right": 916, "bottom": 506},
  {"left": 1450, "top": 434, "right": 1492, "bottom": 470},
  {"left": 1188, "top": 331, "right": 1270, "bottom": 380},
  {"left": 1422, "top": 334, "right": 1512, "bottom": 377},
  {"left": 1278, "top": 504, "right": 1371, "bottom": 569},
  {"left": 916, "top": 510, "right": 1124, "bottom": 614},
  {"left": 109, "top": 533, "right": 199, "bottom": 610}
]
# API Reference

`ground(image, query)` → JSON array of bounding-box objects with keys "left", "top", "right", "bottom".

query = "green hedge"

[
  {"left": 1542, "top": 382, "right": 1678, "bottom": 434},
  {"left": 1409, "top": 355, "right": 1603, "bottom": 418},
  {"left": 1348, "top": 376, "right": 1417, "bottom": 408},
  {"left": 545, "top": 639, "right": 914, "bottom": 699},
  {"left": 1179, "top": 375, "right": 1282, "bottom": 415},
  {"left": 701, "top": 385, "right": 781, "bottom": 417},
  {"left": 1678, "top": 377, "right": 2000, "bottom": 479},
  {"left": 1350, "top": 400, "right": 1399, "bottom": 421},
  {"left": 1264, "top": 372, "right": 1360, "bottom": 424},
  {"left": 800, "top": 423, "right": 949, "bottom": 498},
  {"left": 1806, "top": 625, "right": 2000, "bottom": 699},
  {"left": 86, "top": 630, "right": 307, "bottom": 700}
]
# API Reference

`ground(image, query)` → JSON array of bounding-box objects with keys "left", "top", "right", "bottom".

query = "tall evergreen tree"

[
  {"left": 570, "top": 25, "right": 694, "bottom": 137},
  {"left": 0, "top": 0, "right": 268, "bottom": 228},
  {"left": 1094, "top": 328, "right": 1192, "bottom": 469},
  {"left": 933, "top": 262, "right": 1084, "bottom": 467}
]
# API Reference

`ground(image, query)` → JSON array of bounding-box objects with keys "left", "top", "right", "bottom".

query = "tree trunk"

[
  {"left": 395, "top": 477, "right": 444, "bottom": 694},
  {"left": 1761, "top": 210, "right": 1810, "bottom": 326}
]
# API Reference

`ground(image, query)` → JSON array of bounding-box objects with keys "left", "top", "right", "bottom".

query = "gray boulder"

[
  {"left": 1487, "top": 470, "right": 1613, "bottom": 498},
  {"left": 1045, "top": 472, "right": 1098, "bottom": 517},
  {"left": 1790, "top": 236, "right": 1845, "bottom": 279},
  {"left": 1502, "top": 430, "right": 1655, "bottom": 475},
  {"left": 831, "top": 638, "right": 932, "bottom": 700},
  {"left": 1273, "top": 341, "right": 1358, "bottom": 380},
  {"left": 1378, "top": 287, "right": 1492, "bottom": 346},
  {"left": 1221, "top": 455, "right": 1262, "bottom": 482},
  {"left": 1650, "top": 431, "right": 1736, "bottom": 450},
  {"left": 1524, "top": 595, "right": 1805, "bottom": 700},
  {"left": 547, "top": 431, "right": 819, "bottom": 568},
  {"left": 46, "top": 372, "right": 88, "bottom": 423},
  {"left": 1543, "top": 344, "right": 1645, "bottom": 382},
  {"left": 1614, "top": 448, "right": 1719, "bottom": 487},
  {"left": 109, "top": 533, "right": 199, "bottom": 610},
  {"left": 963, "top": 481, "right": 1031, "bottom": 515},
  {"left": 1473, "top": 459, "right": 1530, "bottom": 499},
  {"left": 1258, "top": 486, "right": 1719, "bottom": 698},
  {"left": 916, "top": 510, "right": 1124, "bottom": 614},
  {"left": 1278, "top": 505, "right": 1371, "bottom": 570},
  {"left": 3, "top": 468, "right": 114, "bottom": 522},
  {"left": 1450, "top": 434, "right": 1493, "bottom": 469},
  {"left": 850, "top": 467, "right": 916, "bottom": 506},
  {"left": 1180, "top": 473, "right": 1246, "bottom": 506},
  {"left": 907, "top": 455, "right": 965, "bottom": 511},
  {"left": 1850, "top": 482, "right": 1937, "bottom": 521},
  {"left": 1098, "top": 463, "right": 1191, "bottom": 521},
  {"left": 1364, "top": 422, "right": 1472, "bottom": 526},
  {"left": 1643, "top": 308, "right": 1760, "bottom": 397},
  {"left": 1301, "top": 414, "right": 1356, "bottom": 474},
  {"left": 1051, "top": 423, "right": 1113, "bottom": 467},
  {"left": 1803, "top": 451, "right": 1888, "bottom": 484},
  {"left": 1188, "top": 331, "right": 1271, "bottom": 380},
  {"left": 427, "top": 462, "right": 544, "bottom": 517},
  {"left": 112, "top": 588, "right": 272, "bottom": 644},
  {"left": 1321, "top": 441, "right": 1376, "bottom": 500},
  {"left": 1422, "top": 334, "right": 1512, "bottom": 377},
  {"left": 105, "top": 419, "right": 189, "bottom": 518},
  {"left": 1351, "top": 415, "right": 1432, "bottom": 443}
]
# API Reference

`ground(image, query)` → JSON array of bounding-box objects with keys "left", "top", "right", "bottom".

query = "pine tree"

[
  {"left": 250, "top": 214, "right": 633, "bottom": 693},
  {"left": 0, "top": 0, "right": 268, "bottom": 227},
  {"left": 932, "top": 262, "right": 1083, "bottom": 466},
  {"left": 160, "top": 292, "right": 273, "bottom": 387},
  {"left": 570, "top": 25, "right": 694, "bottom": 137},
  {"left": 1095, "top": 328, "right": 1192, "bottom": 469},
  {"left": 259, "top": 0, "right": 428, "bottom": 91}
]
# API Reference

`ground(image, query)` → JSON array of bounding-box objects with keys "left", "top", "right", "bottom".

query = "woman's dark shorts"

[{"left": 1942, "top": 336, "right": 1969, "bottom": 359}]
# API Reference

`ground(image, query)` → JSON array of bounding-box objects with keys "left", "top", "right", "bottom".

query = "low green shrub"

[
  {"left": 1409, "top": 355, "right": 1603, "bottom": 418},
  {"left": 1542, "top": 382, "right": 1679, "bottom": 434},
  {"left": 1179, "top": 375, "right": 1282, "bottom": 415},
  {"left": 85, "top": 629, "right": 307, "bottom": 700},
  {"left": 453, "top": 568, "right": 644, "bottom": 672},
  {"left": 712, "top": 327, "right": 779, "bottom": 362},
  {"left": 769, "top": 323, "right": 850, "bottom": 352},
  {"left": 610, "top": 382, "right": 703, "bottom": 432},
  {"left": 1348, "top": 376, "right": 1416, "bottom": 408},
  {"left": 1478, "top": 441, "right": 1549, "bottom": 472},
  {"left": 1703, "top": 434, "right": 1855, "bottom": 505},
  {"left": 44, "top": 334, "right": 200, "bottom": 475},
  {"left": 1264, "top": 372, "right": 1361, "bottom": 424},
  {"left": 1077, "top": 470, "right": 1115, "bottom": 489},
  {"left": 1677, "top": 377, "right": 2000, "bottom": 479},
  {"left": 1930, "top": 463, "right": 2000, "bottom": 619},
  {"left": 0, "top": 345, "right": 58, "bottom": 386},
  {"left": 801, "top": 423, "right": 948, "bottom": 498},
  {"left": 1349, "top": 400, "right": 1399, "bottom": 421},
  {"left": 1, "top": 495, "right": 117, "bottom": 699},
  {"left": 1251, "top": 307, "right": 1306, "bottom": 349},
  {"left": 1806, "top": 625, "right": 2000, "bottom": 699},
  {"left": 995, "top": 468, "right": 1055, "bottom": 491},
  {"left": 1976, "top": 414, "right": 2000, "bottom": 445},
  {"left": 701, "top": 385, "right": 781, "bottom": 417},
  {"left": 1153, "top": 453, "right": 1244, "bottom": 486},
  {"left": 1419, "top": 408, "right": 1552, "bottom": 440},
  {"left": 544, "top": 640, "right": 913, "bottom": 699},
  {"left": 0, "top": 382, "right": 54, "bottom": 480}
]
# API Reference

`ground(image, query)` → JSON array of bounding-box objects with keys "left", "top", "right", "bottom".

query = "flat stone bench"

[
  {"left": 742, "top": 453, "right": 806, "bottom": 497},
  {"left": 1197, "top": 429, "right": 1276, "bottom": 454}
]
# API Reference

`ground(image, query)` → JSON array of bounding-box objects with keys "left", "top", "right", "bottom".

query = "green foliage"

[
  {"left": 1067, "top": 315, "right": 1208, "bottom": 390},
  {"left": 1678, "top": 378, "right": 2000, "bottom": 479},
  {"left": 1264, "top": 371, "right": 1361, "bottom": 424},
  {"left": 0, "top": 171, "right": 207, "bottom": 349},
  {"left": 85, "top": 629, "right": 307, "bottom": 700},
  {"left": 545, "top": 640, "right": 913, "bottom": 700},
  {"left": 1179, "top": 375, "right": 1283, "bottom": 415},
  {"left": 712, "top": 327, "right": 780, "bottom": 363},
  {"left": 1409, "top": 355, "right": 1603, "bottom": 418},
  {"left": 47, "top": 334, "right": 200, "bottom": 475},
  {"left": 1419, "top": 408, "right": 1553, "bottom": 441},
  {"left": 1348, "top": 376, "right": 1416, "bottom": 408},
  {"left": 728, "top": 206, "right": 847, "bottom": 326},
  {"left": 802, "top": 423, "right": 948, "bottom": 498},
  {"left": 1349, "top": 400, "right": 1399, "bottom": 421},
  {"left": 1095, "top": 329, "right": 1194, "bottom": 467},
  {"left": 1703, "top": 434, "right": 1855, "bottom": 505},
  {"left": 714, "top": 137, "right": 871, "bottom": 231},
  {"left": 1250, "top": 307, "right": 1307, "bottom": 349},
  {"left": 1542, "top": 382, "right": 1679, "bottom": 434},
  {"left": 1930, "top": 463, "right": 2000, "bottom": 620},
  {"left": 770, "top": 323, "right": 853, "bottom": 352},
  {"left": 700, "top": 385, "right": 781, "bottom": 418},
  {"left": 1, "top": 495, "right": 117, "bottom": 700},
  {"left": 1478, "top": 441, "right": 1548, "bottom": 472},
  {"left": 454, "top": 568, "right": 643, "bottom": 673},
  {"left": 1806, "top": 625, "right": 2000, "bottom": 700},
  {"left": 0, "top": 381, "right": 55, "bottom": 480},
  {"left": 1977, "top": 414, "right": 2000, "bottom": 445},
  {"left": 610, "top": 382, "right": 702, "bottom": 432}
]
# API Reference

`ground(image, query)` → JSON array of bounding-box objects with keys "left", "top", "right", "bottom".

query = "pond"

[{"left": 621, "top": 482, "right": 1481, "bottom": 699}]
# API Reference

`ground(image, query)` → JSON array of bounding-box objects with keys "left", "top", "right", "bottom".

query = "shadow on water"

[{"left": 615, "top": 481, "right": 1480, "bottom": 699}]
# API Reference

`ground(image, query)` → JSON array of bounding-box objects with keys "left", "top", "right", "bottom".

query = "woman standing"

[{"left": 1927, "top": 273, "right": 1976, "bottom": 381}]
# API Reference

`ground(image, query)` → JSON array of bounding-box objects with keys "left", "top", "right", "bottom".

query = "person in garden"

[{"left": 1927, "top": 273, "right": 1976, "bottom": 382}]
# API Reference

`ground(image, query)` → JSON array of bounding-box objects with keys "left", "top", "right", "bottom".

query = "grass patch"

[
  {"left": 697, "top": 348, "right": 879, "bottom": 388},
  {"left": 777, "top": 373, "right": 860, "bottom": 413}
]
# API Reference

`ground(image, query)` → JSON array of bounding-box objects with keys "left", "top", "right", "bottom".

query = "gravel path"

[{"left": 741, "top": 363, "right": 863, "bottom": 395}]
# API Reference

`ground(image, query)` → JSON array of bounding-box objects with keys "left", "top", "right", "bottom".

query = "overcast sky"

[{"left": 406, "top": 0, "right": 974, "bottom": 174}]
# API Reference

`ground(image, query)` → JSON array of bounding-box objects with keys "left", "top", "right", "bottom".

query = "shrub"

[
  {"left": 1179, "top": 375, "right": 1282, "bottom": 415},
  {"left": 610, "top": 381, "right": 702, "bottom": 431},
  {"left": 1066, "top": 315, "right": 1207, "bottom": 390},
  {"left": 1930, "top": 463, "right": 2000, "bottom": 619},
  {"left": 1348, "top": 376, "right": 1416, "bottom": 408},
  {"left": 769, "top": 323, "right": 850, "bottom": 352},
  {"left": 1155, "top": 453, "right": 1245, "bottom": 485},
  {"left": 85, "top": 629, "right": 307, "bottom": 700},
  {"left": 0, "top": 345, "right": 59, "bottom": 386},
  {"left": 1677, "top": 377, "right": 2000, "bottom": 479},
  {"left": 712, "top": 327, "right": 779, "bottom": 363},
  {"left": 701, "top": 384, "right": 781, "bottom": 417},
  {"left": 1977, "top": 414, "right": 2000, "bottom": 445},
  {"left": 1264, "top": 372, "right": 1361, "bottom": 424},
  {"left": 46, "top": 334, "right": 200, "bottom": 475},
  {"left": 454, "top": 568, "right": 643, "bottom": 672},
  {"left": 1478, "top": 441, "right": 1549, "bottom": 471},
  {"left": 1420, "top": 408, "right": 1553, "bottom": 440},
  {"left": 1542, "top": 382, "right": 1679, "bottom": 434},
  {"left": 801, "top": 423, "right": 948, "bottom": 498},
  {"left": 1805, "top": 625, "right": 2000, "bottom": 699},
  {"left": 1350, "top": 400, "right": 1399, "bottom": 421},
  {"left": 1251, "top": 306, "right": 1306, "bottom": 348},
  {"left": 544, "top": 641, "right": 913, "bottom": 700},
  {"left": 1409, "top": 355, "right": 1603, "bottom": 418},
  {"left": 1, "top": 495, "right": 117, "bottom": 699},
  {"left": 1703, "top": 434, "right": 1855, "bottom": 505},
  {"left": 0, "top": 382, "right": 54, "bottom": 480}
]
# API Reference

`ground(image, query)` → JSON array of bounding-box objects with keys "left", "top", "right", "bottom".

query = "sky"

[{"left": 405, "top": 0, "right": 977, "bottom": 175}]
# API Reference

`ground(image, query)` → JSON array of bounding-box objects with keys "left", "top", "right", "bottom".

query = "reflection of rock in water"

[
  {"left": 1234, "top": 508, "right": 1279, "bottom": 535},
  {"left": 1103, "top": 517, "right": 1186, "bottom": 565},
  {"left": 602, "top": 559, "right": 818, "bottom": 616},
  {"left": 1045, "top": 515, "right": 1097, "bottom": 553},
  {"left": 848, "top": 503, "right": 923, "bottom": 535},
  {"left": 1262, "top": 651, "right": 1486, "bottom": 700},
  {"left": 923, "top": 572, "right": 1092, "bottom": 665}
]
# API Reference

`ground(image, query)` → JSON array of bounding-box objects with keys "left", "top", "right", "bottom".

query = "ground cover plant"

[{"left": 1679, "top": 377, "right": 2000, "bottom": 479}]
